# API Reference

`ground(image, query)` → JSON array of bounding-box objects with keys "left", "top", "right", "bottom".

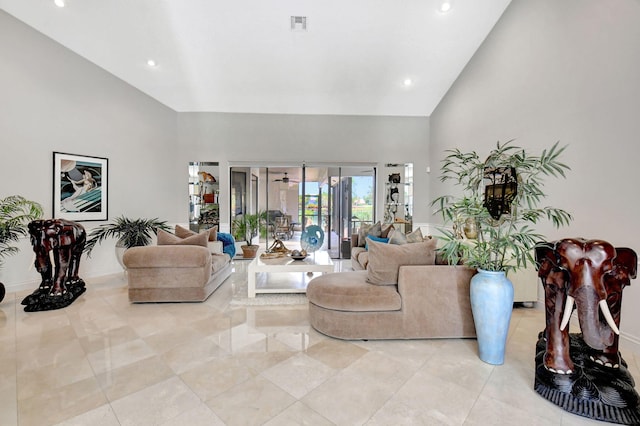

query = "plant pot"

[
  {"left": 240, "top": 244, "right": 259, "bottom": 259},
  {"left": 470, "top": 269, "right": 514, "bottom": 365},
  {"left": 115, "top": 239, "right": 127, "bottom": 270}
]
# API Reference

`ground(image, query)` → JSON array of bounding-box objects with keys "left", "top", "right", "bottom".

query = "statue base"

[
  {"left": 21, "top": 279, "right": 86, "bottom": 312},
  {"left": 535, "top": 332, "right": 640, "bottom": 424}
]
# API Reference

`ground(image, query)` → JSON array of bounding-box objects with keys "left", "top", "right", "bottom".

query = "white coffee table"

[{"left": 247, "top": 251, "right": 334, "bottom": 297}]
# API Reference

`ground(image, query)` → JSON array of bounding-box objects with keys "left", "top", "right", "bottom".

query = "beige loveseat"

[
  {"left": 307, "top": 238, "right": 477, "bottom": 340},
  {"left": 122, "top": 227, "right": 232, "bottom": 303}
]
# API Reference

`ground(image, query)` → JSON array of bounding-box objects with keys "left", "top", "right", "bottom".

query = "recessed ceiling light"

[
  {"left": 147, "top": 59, "right": 157, "bottom": 67},
  {"left": 439, "top": 1, "right": 452, "bottom": 13},
  {"left": 54, "top": 0, "right": 65, "bottom": 8},
  {"left": 403, "top": 78, "right": 413, "bottom": 87}
]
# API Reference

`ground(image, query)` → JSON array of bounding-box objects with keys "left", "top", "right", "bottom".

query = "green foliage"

[
  {"left": 431, "top": 140, "right": 572, "bottom": 273},
  {"left": 84, "top": 216, "right": 171, "bottom": 256},
  {"left": 0, "top": 195, "right": 43, "bottom": 267},
  {"left": 232, "top": 211, "right": 267, "bottom": 246}
]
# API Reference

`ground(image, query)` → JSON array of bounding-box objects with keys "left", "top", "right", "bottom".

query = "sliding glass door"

[{"left": 230, "top": 163, "right": 376, "bottom": 258}]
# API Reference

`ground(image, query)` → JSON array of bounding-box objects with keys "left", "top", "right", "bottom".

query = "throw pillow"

[
  {"left": 368, "top": 221, "right": 382, "bottom": 237},
  {"left": 357, "top": 223, "right": 373, "bottom": 247},
  {"left": 157, "top": 229, "right": 208, "bottom": 247},
  {"left": 365, "top": 235, "right": 389, "bottom": 250},
  {"left": 366, "top": 238, "right": 437, "bottom": 285},
  {"left": 216, "top": 232, "right": 236, "bottom": 258},
  {"left": 380, "top": 223, "right": 395, "bottom": 238},
  {"left": 388, "top": 229, "right": 408, "bottom": 245},
  {"left": 175, "top": 224, "right": 218, "bottom": 241},
  {"left": 406, "top": 228, "right": 424, "bottom": 243}
]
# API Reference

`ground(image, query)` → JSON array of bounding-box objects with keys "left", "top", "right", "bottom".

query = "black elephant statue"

[
  {"left": 21, "top": 219, "right": 87, "bottom": 312},
  {"left": 534, "top": 238, "right": 640, "bottom": 424}
]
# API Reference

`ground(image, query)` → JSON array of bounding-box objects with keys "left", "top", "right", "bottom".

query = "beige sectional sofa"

[{"left": 307, "top": 238, "right": 477, "bottom": 340}]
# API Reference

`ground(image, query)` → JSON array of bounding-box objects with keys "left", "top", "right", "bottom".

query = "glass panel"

[{"left": 188, "top": 162, "right": 219, "bottom": 232}]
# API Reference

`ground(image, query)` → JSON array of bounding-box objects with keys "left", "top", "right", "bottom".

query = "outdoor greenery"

[
  {"left": 232, "top": 211, "right": 267, "bottom": 246},
  {"left": 0, "top": 195, "right": 43, "bottom": 267},
  {"left": 431, "top": 140, "right": 572, "bottom": 274},
  {"left": 84, "top": 216, "right": 170, "bottom": 256}
]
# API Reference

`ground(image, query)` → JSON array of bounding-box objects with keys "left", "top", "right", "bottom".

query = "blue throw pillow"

[
  {"left": 217, "top": 232, "right": 236, "bottom": 258},
  {"left": 365, "top": 235, "right": 389, "bottom": 250}
]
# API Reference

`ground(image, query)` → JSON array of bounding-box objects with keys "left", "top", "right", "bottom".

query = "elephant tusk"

[
  {"left": 560, "top": 295, "right": 575, "bottom": 331},
  {"left": 599, "top": 299, "right": 620, "bottom": 335}
]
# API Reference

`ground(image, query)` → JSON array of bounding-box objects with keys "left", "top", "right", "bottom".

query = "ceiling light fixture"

[
  {"left": 439, "top": 1, "right": 452, "bottom": 13},
  {"left": 54, "top": 0, "right": 65, "bottom": 8},
  {"left": 146, "top": 59, "right": 157, "bottom": 67},
  {"left": 403, "top": 78, "right": 413, "bottom": 87}
]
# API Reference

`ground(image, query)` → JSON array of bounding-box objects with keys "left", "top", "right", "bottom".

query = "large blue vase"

[{"left": 470, "top": 269, "right": 514, "bottom": 365}]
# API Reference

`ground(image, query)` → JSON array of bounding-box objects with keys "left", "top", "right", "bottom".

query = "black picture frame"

[{"left": 53, "top": 152, "right": 108, "bottom": 221}]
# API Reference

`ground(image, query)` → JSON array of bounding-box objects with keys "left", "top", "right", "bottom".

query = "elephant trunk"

[{"left": 571, "top": 287, "right": 617, "bottom": 350}]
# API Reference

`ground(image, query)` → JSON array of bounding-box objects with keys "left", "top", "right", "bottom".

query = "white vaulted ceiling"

[{"left": 1, "top": 0, "right": 511, "bottom": 116}]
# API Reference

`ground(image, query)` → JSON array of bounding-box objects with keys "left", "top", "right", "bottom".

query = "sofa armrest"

[
  {"left": 351, "top": 234, "right": 359, "bottom": 249},
  {"left": 397, "top": 265, "right": 477, "bottom": 336},
  {"left": 208, "top": 240, "right": 223, "bottom": 255},
  {"left": 123, "top": 245, "right": 211, "bottom": 268}
]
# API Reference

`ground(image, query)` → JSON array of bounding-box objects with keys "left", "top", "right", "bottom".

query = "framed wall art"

[{"left": 53, "top": 152, "right": 108, "bottom": 221}]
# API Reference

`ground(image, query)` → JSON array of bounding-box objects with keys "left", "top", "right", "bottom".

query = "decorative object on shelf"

[
  {"left": 534, "top": 238, "right": 640, "bottom": 424},
  {"left": 53, "top": 152, "right": 108, "bottom": 221},
  {"left": 432, "top": 140, "right": 572, "bottom": 365},
  {"left": 0, "top": 195, "right": 43, "bottom": 302},
  {"left": 232, "top": 211, "right": 266, "bottom": 258},
  {"left": 21, "top": 219, "right": 86, "bottom": 311},
  {"left": 83, "top": 216, "right": 170, "bottom": 268},
  {"left": 289, "top": 249, "right": 308, "bottom": 260},
  {"left": 388, "top": 173, "right": 401, "bottom": 183},
  {"left": 300, "top": 225, "right": 324, "bottom": 253}
]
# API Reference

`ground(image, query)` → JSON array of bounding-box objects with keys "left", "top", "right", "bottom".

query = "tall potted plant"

[
  {"left": 432, "top": 141, "right": 572, "bottom": 364},
  {"left": 0, "top": 195, "right": 43, "bottom": 302},
  {"left": 232, "top": 211, "right": 266, "bottom": 258},
  {"left": 84, "top": 216, "right": 170, "bottom": 268}
]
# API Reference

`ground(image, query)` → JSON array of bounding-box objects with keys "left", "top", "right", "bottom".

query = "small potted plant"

[
  {"left": 431, "top": 140, "right": 572, "bottom": 364},
  {"left": 0, "top": 195, "right": 43, "bottom": 302},
  {"left": 84, "top": 216, "right": 171, "bottom": 267},
  {"left": 232, "top": 211, "right": 266, "bottom": 258}
]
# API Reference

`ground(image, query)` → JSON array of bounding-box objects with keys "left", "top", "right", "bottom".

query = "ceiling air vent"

[{"left": 290, "top": 16, "right": 307, "bottom": 31}]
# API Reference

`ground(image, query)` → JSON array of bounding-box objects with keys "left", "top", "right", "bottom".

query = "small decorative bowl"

[{"left": 290, "top": 250, "right": 307, "bottom": 260}]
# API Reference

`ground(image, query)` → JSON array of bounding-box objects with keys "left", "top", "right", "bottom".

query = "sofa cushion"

[
  {"left": 307, "top": 271, "right": 401, "bottom": 312},
  {"left": 175, "top": 224, "right": 217, "bottom": 241},
  {"left": 157, "top": 229, "right": 208, "bottom": 247},
  {"left": 210, "top": 253, "right": 231, "bottom": 271},
  {"left": 366, "top": 238, "right": 437, "bottom": 285}
]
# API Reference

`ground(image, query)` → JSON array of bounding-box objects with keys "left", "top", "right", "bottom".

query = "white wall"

[
  {"left": 430, "top": 0, "right": 640, "bottom": 351},
  {"left": 0, "top": 10, "right": 180, "bottom": 289}
]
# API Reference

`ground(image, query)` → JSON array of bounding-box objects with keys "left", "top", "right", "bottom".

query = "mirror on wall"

[
  {"left": 383, "top": 163, "right": 413, "bottom": 233},
  {"left": 189, "top": 162, "right": 220, "bottom": 232}
]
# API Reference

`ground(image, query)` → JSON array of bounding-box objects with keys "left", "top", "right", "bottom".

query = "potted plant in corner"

[
  {"left": 84, "top": 216, "right": 171, "bottom": 268},
  {"left": 0, "top": 195, "right": 43, "bottom": 302},
  {"left": 232, "top": 211, "right": 266, "bottom": 258},
  {"left": 431, "top": 140, "right": 572, "bottom": 365}
]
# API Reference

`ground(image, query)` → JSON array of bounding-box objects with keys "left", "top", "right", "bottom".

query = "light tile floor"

[{"left": 1, "top": 260, "right": 638, "bottom": 425}]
